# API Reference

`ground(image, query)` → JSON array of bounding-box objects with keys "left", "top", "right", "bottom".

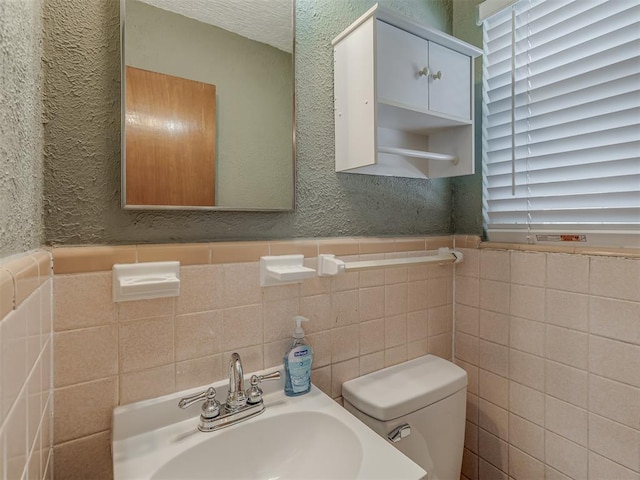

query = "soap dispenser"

[{"left": 283, "top": 315, "right": 313, "bottom": 396}]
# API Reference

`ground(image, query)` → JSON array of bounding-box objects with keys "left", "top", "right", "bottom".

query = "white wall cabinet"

[{"left": 333, "top": 5, "right": 482, "bottom": 179}]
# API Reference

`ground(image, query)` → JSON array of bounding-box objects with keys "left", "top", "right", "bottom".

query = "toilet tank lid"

[{"left": 342, "top": 355, "right": 467, "bottom": 421}]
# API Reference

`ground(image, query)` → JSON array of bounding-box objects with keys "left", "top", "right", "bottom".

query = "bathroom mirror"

[{"left": 121, "top": 0, "right": 295, "bottom": 210}]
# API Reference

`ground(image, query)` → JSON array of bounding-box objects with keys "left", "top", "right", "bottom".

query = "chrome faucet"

[
  {"left": 178, "top": 352, "right": 280, "bottom": 432},
  {"left": 225, "top": 352, "right": 247, "bottom": 412}
]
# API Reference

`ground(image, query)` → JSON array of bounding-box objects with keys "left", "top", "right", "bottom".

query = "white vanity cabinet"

[
  {"left": 376, "top": 21, "right": 471, "bottom": 120},
  {"left": 333, "top": 5, "right": 482, "bottom": 179}
]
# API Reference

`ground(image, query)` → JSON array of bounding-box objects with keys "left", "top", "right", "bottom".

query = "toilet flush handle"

[{"left": 388, "top": 423, "right": 411, "bottom": 443}]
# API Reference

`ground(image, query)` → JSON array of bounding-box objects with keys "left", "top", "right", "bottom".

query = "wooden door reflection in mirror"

[{"left": 125, "top": 66, "right": 216, "bottom": 207}]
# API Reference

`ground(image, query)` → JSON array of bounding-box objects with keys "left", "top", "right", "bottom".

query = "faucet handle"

[
  {"left": 178, "top": 386, "right": 218, "bottom": 410},
  {"left": 246, "top": 371, "right": 281, "bottom": 404},
  {"left": 256, "top": 371, "right": 281, "bottom": 383},
  {"left": 200, "top": 387, "right": 221, "bottom": 419}
]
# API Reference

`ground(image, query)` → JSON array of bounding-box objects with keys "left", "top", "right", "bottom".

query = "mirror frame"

[{"left": 119, "top": 0, "right": 296, "bottom": 211}]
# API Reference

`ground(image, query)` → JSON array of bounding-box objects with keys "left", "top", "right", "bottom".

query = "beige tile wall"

[
  {"left": 51, "top": 237, "right": 456, "bottom": 479},
  {"left": 456, "top": 248, "right": 640, "bottom": 480},
  {"left": 0, "top": 251, "right": 53, "bottom": 480}
]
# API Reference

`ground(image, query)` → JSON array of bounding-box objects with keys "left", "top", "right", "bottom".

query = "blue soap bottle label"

[{"left": 287, "top": 345, "right": 312, "bottom": 393}]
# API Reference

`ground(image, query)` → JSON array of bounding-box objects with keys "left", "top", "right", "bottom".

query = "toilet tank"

[{"left": 342, "top": 355, "right": 467, "bottom": 480}]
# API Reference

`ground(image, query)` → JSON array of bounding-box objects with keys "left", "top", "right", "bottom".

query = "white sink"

[
  {"left": 151, "top": 412, "right": 362, "bottom": 480},
  {"left": 112, "top": 367, "right": 426, "bottom": 480}
]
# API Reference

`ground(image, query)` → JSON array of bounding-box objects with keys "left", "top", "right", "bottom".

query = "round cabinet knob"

[
  {"left": 418, "top": 67, "right": 430, "bottom": 77},
  {"left": 431, "top": 70, "right": 442, "bottom": 80}
]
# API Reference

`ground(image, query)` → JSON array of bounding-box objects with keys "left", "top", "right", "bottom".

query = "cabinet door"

[
  {"left": 428, "top": 42, "right": 471, "bottom": 119},
  {"left": 376, "top": 20, "right": 429, "bottom": 110}
]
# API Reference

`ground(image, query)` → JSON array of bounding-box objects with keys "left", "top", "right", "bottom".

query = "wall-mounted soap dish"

[
  {"left": 113, "top": 261, "right": 180, "bottom": 302},
  {"left": 260, "top": 255, "right": 316, "bottom": 287}
]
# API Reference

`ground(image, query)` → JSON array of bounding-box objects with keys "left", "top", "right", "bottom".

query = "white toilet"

[{"left": 342, "top": 355, "right": 467, "bottom": 480}]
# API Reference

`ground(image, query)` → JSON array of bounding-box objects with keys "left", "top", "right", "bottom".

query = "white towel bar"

[{"left": 317, "top": 248, "right": 463, "bottom": 276}]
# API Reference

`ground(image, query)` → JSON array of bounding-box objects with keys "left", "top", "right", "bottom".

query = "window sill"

[{"left": 478, "top": 241, "right": 640, "bottom": 259}]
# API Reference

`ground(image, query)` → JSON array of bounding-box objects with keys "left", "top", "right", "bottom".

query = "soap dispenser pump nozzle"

[{"left": 292, "top": 315, "right": 309, "bottom": 339}]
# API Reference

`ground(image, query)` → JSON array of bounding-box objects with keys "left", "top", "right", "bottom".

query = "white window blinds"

[{"left": 482, "top": 0, "right": 640, "bottom": 247}]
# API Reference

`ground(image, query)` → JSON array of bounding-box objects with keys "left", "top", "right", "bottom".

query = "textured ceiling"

[{"left": 138, "top": 0, "right": 293, "bottom": 52}]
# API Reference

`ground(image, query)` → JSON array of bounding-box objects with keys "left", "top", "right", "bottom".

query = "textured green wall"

[
  {"left": 43, "top": 0, "right": 455, "bottom": 245},
  {"left": 1, "top": 0, "right": 44, "bottom": 258},
  {"left": 452, "top": 0, "right": 484, "bottom": 235}
]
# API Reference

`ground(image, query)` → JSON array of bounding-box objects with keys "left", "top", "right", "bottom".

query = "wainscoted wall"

[
  {"left": 455, "top": 247, "right": 640, "bottom": 480},
  {"left": 51, "top": 236, "right": 460, "bottom": 479},
  {"left": 0, "top": 251, "right": 53, "bottom": 480}
]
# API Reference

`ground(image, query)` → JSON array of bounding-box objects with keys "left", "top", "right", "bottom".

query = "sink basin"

[
  {"left": 152, "top": 412, "right": 362, "bottom": 480},
  {"left": 112, "top": 367, "right": 426, "bottom": 480}
]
